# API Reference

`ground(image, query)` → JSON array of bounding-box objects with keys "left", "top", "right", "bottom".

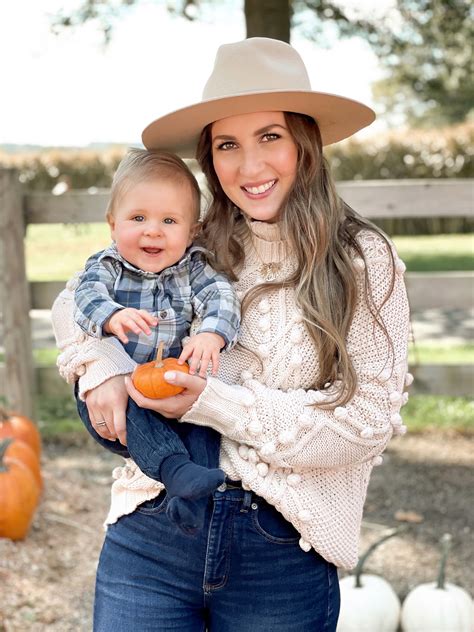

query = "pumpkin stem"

[
  {"left": 353, "top": 526, "right": 407, "bottom": 588},
  {"left": 0, "top": 407, "right": 9, "bottom": 422},
  {"left": 154, "top": 341, "right": 164, "bottom": 368},
  {"left": 0, "top": 437, "right": 14, "bottom": 471},
  {"left": 436, "top": 533, "right": 452, "bottom": 590}
]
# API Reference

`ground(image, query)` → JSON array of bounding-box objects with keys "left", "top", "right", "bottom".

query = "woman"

[{"left": 53, "top": 37, "right": 410, "bottom": 631}]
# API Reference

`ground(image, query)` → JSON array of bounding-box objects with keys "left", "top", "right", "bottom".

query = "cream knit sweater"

[{"left": 52, "top": 221, "right": 410, "bottom": 570}]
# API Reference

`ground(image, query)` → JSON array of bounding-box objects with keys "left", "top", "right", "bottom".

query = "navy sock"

[
  {"left": 166, "top": 497, "right": 207, "bottom": 536},
  {"left": 160, "top": 453, "right": 225, "bottom": 500}
]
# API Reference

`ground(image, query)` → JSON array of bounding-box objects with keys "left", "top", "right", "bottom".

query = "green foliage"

[
  {"left": 0, "top": 147, "right": 126, "bottom": 191},
  {"left": 326, "top": 123, "right": 473, "bottom": 180},
  {"left": 370, "top": 0, "right": 473, "bottom": 125}
]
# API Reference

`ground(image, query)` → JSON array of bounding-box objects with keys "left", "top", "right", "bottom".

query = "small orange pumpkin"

[
  {"left": 0, "top": 437, "right": 40, "bottom": 541},
  {"left": 133, "top": 341, "right": 189, "bottom": 399},
  {"left": 0, "top": 408, "right": 42, "bottom": 458}
]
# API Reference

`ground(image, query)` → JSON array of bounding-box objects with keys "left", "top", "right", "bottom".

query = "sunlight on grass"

[
  {"left": 392, "top": 234, "right": 474, "bottom": 272},
  {"left": 409, "top": 342, "right": 474, "bottom": 365},
  {"left": 26, "top": 223, "right": 110, "bottom": 281},
  {"left": 403, "top": 395, "right": 474, "bottom": 434}
]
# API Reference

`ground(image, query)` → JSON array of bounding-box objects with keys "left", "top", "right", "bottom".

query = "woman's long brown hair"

[{"left": 196, "top": 112, "right": 395, "bottom": 406}]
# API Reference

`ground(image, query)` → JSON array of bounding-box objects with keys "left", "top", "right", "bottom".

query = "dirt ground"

[{"left": 1, "top": 431, "right": 473, "bottom": 631}]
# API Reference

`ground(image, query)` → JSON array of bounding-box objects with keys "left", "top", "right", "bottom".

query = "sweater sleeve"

[
  {"left": 52, "top": 273, "right": 137, "bottom": 400},
  {"left": 181, "top": 234, "right": 411, "bottom": 470}
]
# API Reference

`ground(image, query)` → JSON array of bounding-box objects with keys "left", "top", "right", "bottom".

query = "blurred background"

[{"left": 0, "top": 1, "right": 472, "bottom": 630}]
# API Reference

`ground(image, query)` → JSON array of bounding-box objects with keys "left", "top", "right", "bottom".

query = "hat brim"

[{"left": 141, "top": 90, "right": 375, "bottom": 158}]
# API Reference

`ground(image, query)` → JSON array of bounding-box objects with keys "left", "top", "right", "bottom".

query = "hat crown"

[{"left": 202, "top": 37, "right": 312, "bottom": 100}]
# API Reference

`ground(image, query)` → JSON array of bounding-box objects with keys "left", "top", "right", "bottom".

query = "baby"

[{"left": 73, "top": 148, "right": 240, "bottom": 533}]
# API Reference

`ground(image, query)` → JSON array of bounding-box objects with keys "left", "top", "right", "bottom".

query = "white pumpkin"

[
  {"left": 337, "top": 527, "right": 404, "bottom": 632},
  {"left": 401, "top": 534, "right": 473, "bottom": 632},
  {"left": 338, "top": 574, "right": 401, "bottom": 632}
]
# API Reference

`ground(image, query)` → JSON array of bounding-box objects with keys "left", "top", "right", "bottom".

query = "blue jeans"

[{"left": 94, "top": 486, "right": 340, "bottom": 631}]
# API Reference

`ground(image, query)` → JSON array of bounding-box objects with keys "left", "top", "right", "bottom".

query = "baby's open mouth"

[{"left": 142, "top": 248, "right": 162, "bottom": 255}]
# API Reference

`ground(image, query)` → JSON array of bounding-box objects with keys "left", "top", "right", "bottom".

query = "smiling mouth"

[
  {"left": 242, "top": 179, "right": 276, "bottom": 195},
  {"left": 142, "top": 247, "right": 162, "bottom": 255}
]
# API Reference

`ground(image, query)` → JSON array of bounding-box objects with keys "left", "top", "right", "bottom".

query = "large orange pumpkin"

[
  {"left": 1, "top": 436, "right": 42, "bottom": 491},
  {"left": 133, "top": 341, "right": 189, "bottom": 399},
  {"left": 0, "top": 408, "right": 42, "bottom": 457},
  {"left": 0, "top": 438, "right": 40, "bottom": 541}
]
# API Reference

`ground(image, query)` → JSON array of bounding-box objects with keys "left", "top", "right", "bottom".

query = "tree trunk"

[
  {"left": 244, "top": 0, "right": 290, "bottom": 42},
  {"left": 0, "top": 169, "right": 35, "bottom": 417}
]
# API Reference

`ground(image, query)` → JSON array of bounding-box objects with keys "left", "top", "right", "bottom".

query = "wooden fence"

[{"left": 0, "top": 171, "right": 473, "bottom": 416}]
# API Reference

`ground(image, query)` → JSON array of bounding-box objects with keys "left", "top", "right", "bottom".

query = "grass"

[
  {"left": 24, "top": 225, "right": 474, "bottom": 280},
  {"left": 26, "top": 223, "right": 110, "bottom": 281},
  {"left": 408, "top": 342, "right": 474, "bottom": 365},
  {"left": 36, "top": 394, "right": 85, "bottom": 441},
  {"left": 392, "top": 234, "right": 474, "bottom": 272},
  {"left": 403, "top": 395, "right": 474, "bottom": 434}
]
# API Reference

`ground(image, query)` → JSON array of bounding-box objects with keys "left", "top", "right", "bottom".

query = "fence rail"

[{"left": 1, "top": 173, "right": 473, "bottom": 414}]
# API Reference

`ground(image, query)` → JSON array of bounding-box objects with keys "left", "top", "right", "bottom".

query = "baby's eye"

[
  {"left": 163, "top": 217, "right": 176, "bottom": 224},
  {"left": 216, "top": 141, "right": 237, "bottom": 151},
  {"left": 132, "top": 215, "right": 145, "bottom": 222},
  {"left": 262, "top": 133, "right": 280, "bottom": 142}
]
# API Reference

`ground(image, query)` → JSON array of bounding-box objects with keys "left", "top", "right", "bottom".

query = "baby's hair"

[{"left": 106, "top": 148, "right": 201, "bottom": 222}]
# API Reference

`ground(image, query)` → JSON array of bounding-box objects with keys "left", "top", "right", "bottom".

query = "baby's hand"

[
  {"left": 178, "top": 332, "right": 225, "bottom": 377},
  {"left": 105, "top": 308, "right": 158, "bottom": 344}
]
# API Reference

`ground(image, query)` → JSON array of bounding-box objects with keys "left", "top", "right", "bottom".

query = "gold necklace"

[{"left": 248, "top": 233, "right": 283, "bottom": 281}]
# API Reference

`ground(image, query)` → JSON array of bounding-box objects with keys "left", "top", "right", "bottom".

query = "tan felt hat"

[{"left": 142, "top": 37, "right": 375, "bottom": 158}]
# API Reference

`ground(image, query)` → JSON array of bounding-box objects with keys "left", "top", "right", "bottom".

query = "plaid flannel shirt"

[{"left": 74, "top": 244, "right": 240, "bottom": 364}]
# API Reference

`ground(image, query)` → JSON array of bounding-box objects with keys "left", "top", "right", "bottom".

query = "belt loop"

[{"left": 240, "top": 490, "right": 253, "bottom": 513}]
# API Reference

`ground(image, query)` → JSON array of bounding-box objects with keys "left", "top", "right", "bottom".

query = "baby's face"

[{"left": 109, "top": 178, "right": 197, "bottom": 273}]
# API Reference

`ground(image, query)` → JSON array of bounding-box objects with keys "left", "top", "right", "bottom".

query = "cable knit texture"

[{"left": 51, "top": 222, "right": 410, "bottom": 569}]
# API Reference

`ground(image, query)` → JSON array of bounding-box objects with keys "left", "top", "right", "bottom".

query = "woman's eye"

[
  {"left": 216, "top": 141, "right": 236, "bottom": 151},
  {"left": 262, "top": 133, "right": 280, "bottom": 142},
  {"left": 132, "top": 215, "right": 145, "bottom": 222}
]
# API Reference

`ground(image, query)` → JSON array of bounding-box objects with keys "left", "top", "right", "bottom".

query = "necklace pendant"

[{"left": 260, "top": 262, "right": 282, "bottom": 281}]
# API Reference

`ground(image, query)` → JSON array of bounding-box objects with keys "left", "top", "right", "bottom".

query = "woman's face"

[{"left": 211, "top": 111, "right": 298, "bottom": 223}]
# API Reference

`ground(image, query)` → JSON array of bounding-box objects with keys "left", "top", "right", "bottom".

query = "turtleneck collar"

[{"left": 246, "top": 220, "right": 288, "bottom": 264}]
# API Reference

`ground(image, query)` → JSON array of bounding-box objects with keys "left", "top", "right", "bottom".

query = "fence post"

[{"left": 0, "top": 168, "right": 35, "bottom": 417}]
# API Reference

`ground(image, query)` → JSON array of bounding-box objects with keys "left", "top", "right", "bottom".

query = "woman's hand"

[
  {"left": 125, "top": 371, "right": 207, "bottom": 419},
  {"left": 85, "top": 374, "right": 130, "bottom": 445}
]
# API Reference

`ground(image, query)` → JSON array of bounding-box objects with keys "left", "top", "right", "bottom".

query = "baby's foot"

[{"left": 160, "top": 454, "right": 225, "bottom": 500}]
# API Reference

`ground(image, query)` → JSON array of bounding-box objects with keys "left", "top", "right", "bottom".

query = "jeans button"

[{"left": 217, "top": 483, "right": 227, "bottom": 492}]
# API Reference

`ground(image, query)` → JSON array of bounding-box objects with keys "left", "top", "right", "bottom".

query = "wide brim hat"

[{"left": 142, "top": 37, "right": 375, "bottom": 158}]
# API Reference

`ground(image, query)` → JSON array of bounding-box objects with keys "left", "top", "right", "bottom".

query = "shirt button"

[
  {"left": 217, "top": 483, "right": 227, "bottom": 492},
  {"left": 159, "top": 310, "right": 168, "bottom": 319}
]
